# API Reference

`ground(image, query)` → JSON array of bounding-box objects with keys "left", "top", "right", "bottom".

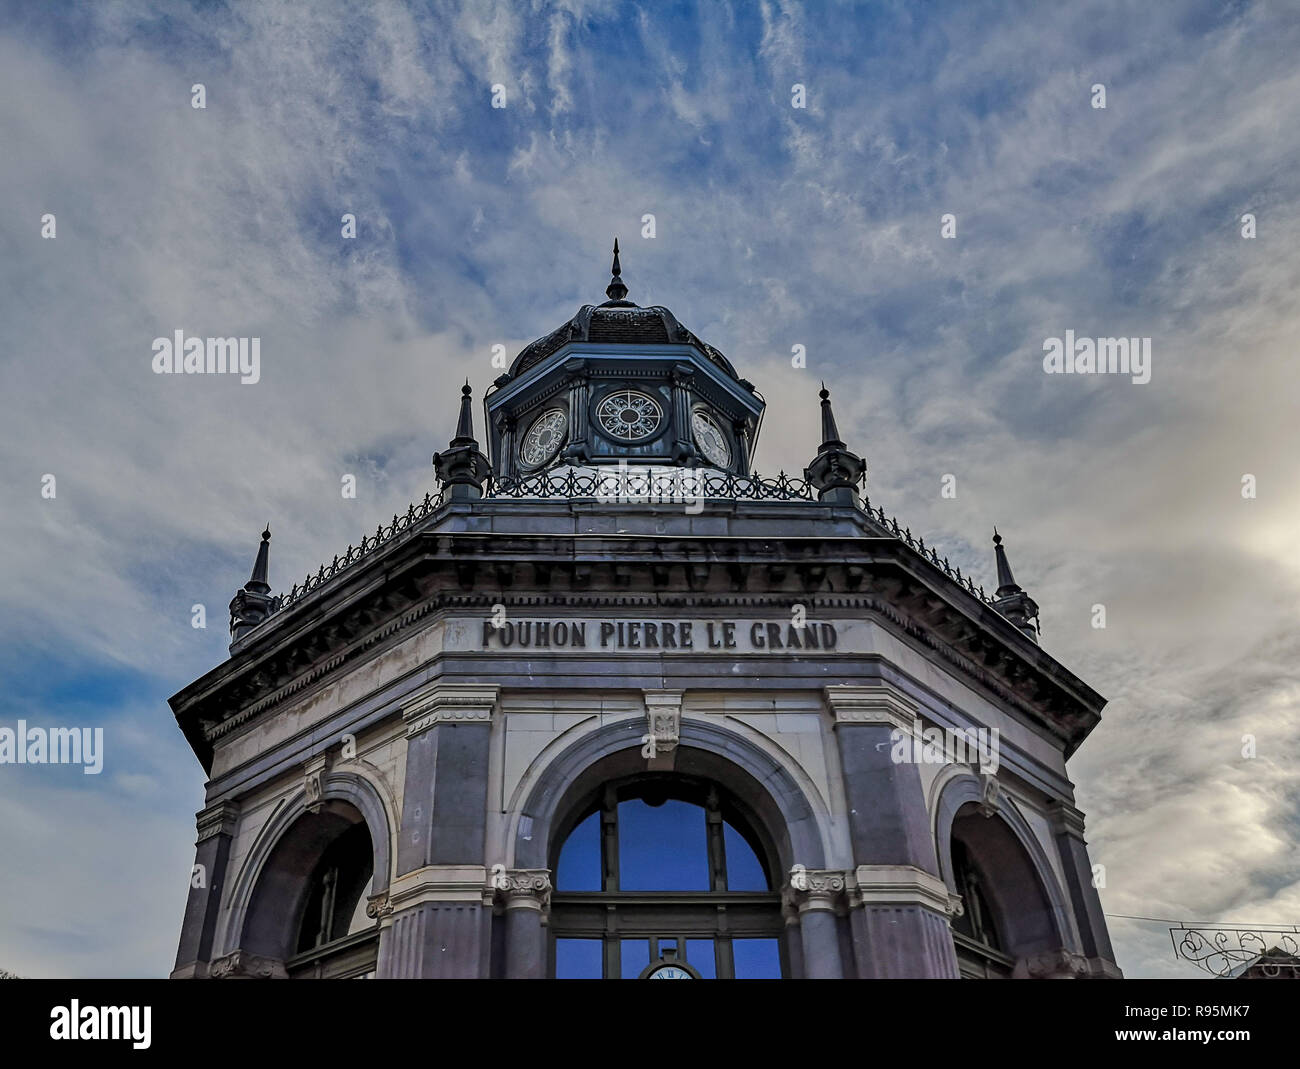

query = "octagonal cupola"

[{"left": 483, "top": 241, "right": 765, "bottom": 479}]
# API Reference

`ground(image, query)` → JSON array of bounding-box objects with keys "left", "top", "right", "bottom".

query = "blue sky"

[{"left": 1, "top": 0, "right": 1298, "bottom": 978}]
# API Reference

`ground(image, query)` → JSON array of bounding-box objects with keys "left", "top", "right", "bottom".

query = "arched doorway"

[
  {"left": 548, "top": 772, "right": 787, "bottom": 979},
  {"left": 242, "top": 800, "right": 381, "bottom": 979}
]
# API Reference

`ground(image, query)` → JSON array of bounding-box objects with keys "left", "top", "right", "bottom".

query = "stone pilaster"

[
  {"left": 492, "top": 867, "right": 552, "bottom": 979},
  {"left": 1047, "top": 800, "right": 1124, "bottom": 978},
  {"left": 387, "top": 682, "right": 498, "bottom": 978},
  {"left": 826, "top": 684, "right": 959, "bottom": 978},
  {"left": 172, "top": 799, "right": 240, "bottom": 979},
  {"left": 784, "top": 867, "right": 848, "bottom": 978},
  {"left": 847, "top": 865, "right": 961, "bottom": 978}
]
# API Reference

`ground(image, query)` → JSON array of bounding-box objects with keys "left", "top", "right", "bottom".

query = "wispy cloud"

[{"left": 1, "top": 0, "right": 1298, "bottom": 977}]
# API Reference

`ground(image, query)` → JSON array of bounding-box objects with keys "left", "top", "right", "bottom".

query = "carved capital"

[
  {"left": 825, "top": 683, "right": 917, "bottom": 731},
  {"left": 1046, "top": 799, "right": 1088, "bottom": 838},
  {"left": 365, "top": 892, "right": 393, "bottom": 919},
  {"left": 1013, "top": 948, "right": 1090, "bottom": 979},
  {"left": 489, "top": 866, "right": 552, "bottom": 916},
  {"left": 402, "top": 682, "right": 500, "bottom": 737},
  {"left": 785, "top": 866, "right": 849, "bottom": 912},
  {"left": 195, "top": 799, "right": 241, "bottom": 844},
  {"left": 209, "top": 950, "right": 288, "bottom": 980}
]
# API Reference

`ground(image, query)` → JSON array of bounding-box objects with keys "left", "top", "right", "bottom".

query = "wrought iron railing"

[
  {"left": 1171, "top": 925, "right": 1300, "bottom": 977},
  {"left": 483, "top": 466, "right": 815, "bottom": 502},
  {"left": 264, "top": 469, "right": 993, "bottom": 617}
]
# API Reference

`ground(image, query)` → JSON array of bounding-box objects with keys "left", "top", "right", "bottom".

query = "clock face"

[
  {"left": 596, "top": 389, "right": 663, "bottom": 442},
  {"left": 691, "top": 408, "right": 731, "bottom": 467},
  {"left": 647, "top": 964, "right": 693, "bottom": 979},
  {"left": 520, "top": 408, "right": 568, "bottom": 467}
]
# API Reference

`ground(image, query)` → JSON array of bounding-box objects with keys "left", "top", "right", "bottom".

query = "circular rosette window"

[
  {"left": 520, "top": 408, "right": 568, "bottom": 468},
  {"left": 691, "top": 407, "right": 732, "bottom": 467},
  {"left": 595, "top": 389, "right": 663, "bottom": 442}
]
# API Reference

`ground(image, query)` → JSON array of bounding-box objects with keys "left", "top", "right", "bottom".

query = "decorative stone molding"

[
  {"left": 786, "top": 866, "right": 849, "bottom": 912},
  {"left": 402, "top": 682, "right": 500, "bottom": 738},
  {"left": 1046, "top": 799, "right": 1088, "bottom": 838},
  {"left": 824, "top": 683, "right": 917, "bottom": 732},
  {"left": 849, "top": 865, "right": 952, "bottom": 916},
  {"left": 641, "top": 690, "right": 682, "bottom": 767},
  {"left": 303, "top": 754, "right": 328, "bottom": 814},
  {"left": 365, "top": 892, "right": 393, "bottom": 919},
  {"left": 1013, "top": 948, "right": 1090, "bottom": 979},
  {"left": 977, "top": 772, "right": 1001, "bottom": 818},
  {"left": 489, "top": 865, "right": 553, "bottom": 916},
  {"left": 195, "top": 799, "right": 241, "bottom": 843},
  {"left": 209, "top": 950, "right": 288, "bottom": 980},
  {"left": 387, "top": 864, "right": 492, "bottom": 910},
  {"left": 947, "top": 892, "right": 965, "bottom": 918}
]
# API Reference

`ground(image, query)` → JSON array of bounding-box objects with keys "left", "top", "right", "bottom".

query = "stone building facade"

[{"left": 170, "top": 247, "right": 1121, "bottom": 979}]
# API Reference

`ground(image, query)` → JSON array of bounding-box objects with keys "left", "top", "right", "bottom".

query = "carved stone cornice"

[
  {"left": 825, "top": 682, "right": 917, "bottom": 731},
  {"left": 785, "top": 866, "right": 849, "bottom": 912},
  {"left": 209, "top": 950, "right": 287, "bottom": 980},
  {"left": 1013, "top": 948, "right": 1090, "bottom": 979},
  {"left": 489, "top": 866, "right": 552, "bottom": 915},
  {"left": 174, "top": 530, "right": 1105, "bottom": 776},
  {"left": 195, "top": 799, "right": 241, "bottom": 844},
  {"left": 402, "top": 682, "right": 500, "bottom": 738},
  {"left": 849, "top": 865, "right": 952, "bottom": 916}
]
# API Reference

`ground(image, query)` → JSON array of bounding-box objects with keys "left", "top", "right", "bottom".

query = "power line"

[{"left": 1106, "top": 912, "right": 1298, "bottom": 929}]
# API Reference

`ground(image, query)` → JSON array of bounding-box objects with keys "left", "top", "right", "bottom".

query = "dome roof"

[{"left": 506, "top": 241, "right": 739, "bottom": 381}]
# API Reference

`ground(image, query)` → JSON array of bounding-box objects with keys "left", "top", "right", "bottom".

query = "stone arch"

[
  {"left": 218, "top": 769, "right": 394, "bottom": 960},
  {"left": 513, "top": 717, "right": 828, "bottom": 876},
  {"left": 932, "top": 771, "right": 1075, "bottom": 958}
]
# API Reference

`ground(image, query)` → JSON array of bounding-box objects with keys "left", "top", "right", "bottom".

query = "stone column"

[
  {"left": 172, "top": 799, "right": 240, "bottom": 979},
  {"left": 384, "top": 682, "right": 498, "bottom": 978},
  {"left": 669, "top": 363, "right": 696, "bottom": 464},
  {"left": 493, "top": 868, "right": 552, "bottom": 979},
  {"left": 785, "top": 868, "right": 848, "bottom": 978},
  {"left": 826, "top": 684, "right": 960, "bottom": 978},
  {"left": 1047, "top": 800, "right": 1124, "bottom": 978},
  {"left": 564, "top": 362, "right": 590, "bottom": 463}
]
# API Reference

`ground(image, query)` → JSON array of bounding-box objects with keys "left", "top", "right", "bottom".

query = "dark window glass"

[
  {"left": 555, "top": 938, "right": 603, "bottom": 979},
  {"left": 620, "top": 939, "right": 650, "bottom": 979},
  {"left": 732, "top": 938, "right": 781, "bottom": 979},
  {"left": 723, "top": 821, "right": 768, "bottom": 890},
  {"left": 556, "top": 810, "right": 601, "bottom": 890},
  {"left": 686, "top": 939, "right": 716, "bottom": 978},
  {"left": 296, "top": 822, "right": 373, "bottom": 953},
  {"left": 617, "top": 798, "right": 709, "bottom": 891}
]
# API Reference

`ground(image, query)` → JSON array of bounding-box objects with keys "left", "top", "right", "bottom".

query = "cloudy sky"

[{"left": 1, "top": 0, "right": 1297, "bottom": 978}]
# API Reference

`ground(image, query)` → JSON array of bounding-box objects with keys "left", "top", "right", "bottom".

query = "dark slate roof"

[{"left": 507, "top": 299, "right": 739, "bottom": 380}]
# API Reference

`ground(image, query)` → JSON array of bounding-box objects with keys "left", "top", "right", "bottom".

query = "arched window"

[
  {"left": 549, "top": 775, "right": 786, "bottom": 979},
  {"left": 948, "top": 803, "right": 1060, "bottom": 979},
  {"left": 280, "top": 810, "right": 378, "bottom": 979}
]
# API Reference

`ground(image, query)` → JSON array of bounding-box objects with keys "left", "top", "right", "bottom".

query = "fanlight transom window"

[{"left": 549, "top": 776, "right": 785, "bottom": 979}]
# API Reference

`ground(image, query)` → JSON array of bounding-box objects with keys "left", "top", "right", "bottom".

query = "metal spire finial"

[{"left": 605, "top": 237, "right": 629, "bottom": 302}]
